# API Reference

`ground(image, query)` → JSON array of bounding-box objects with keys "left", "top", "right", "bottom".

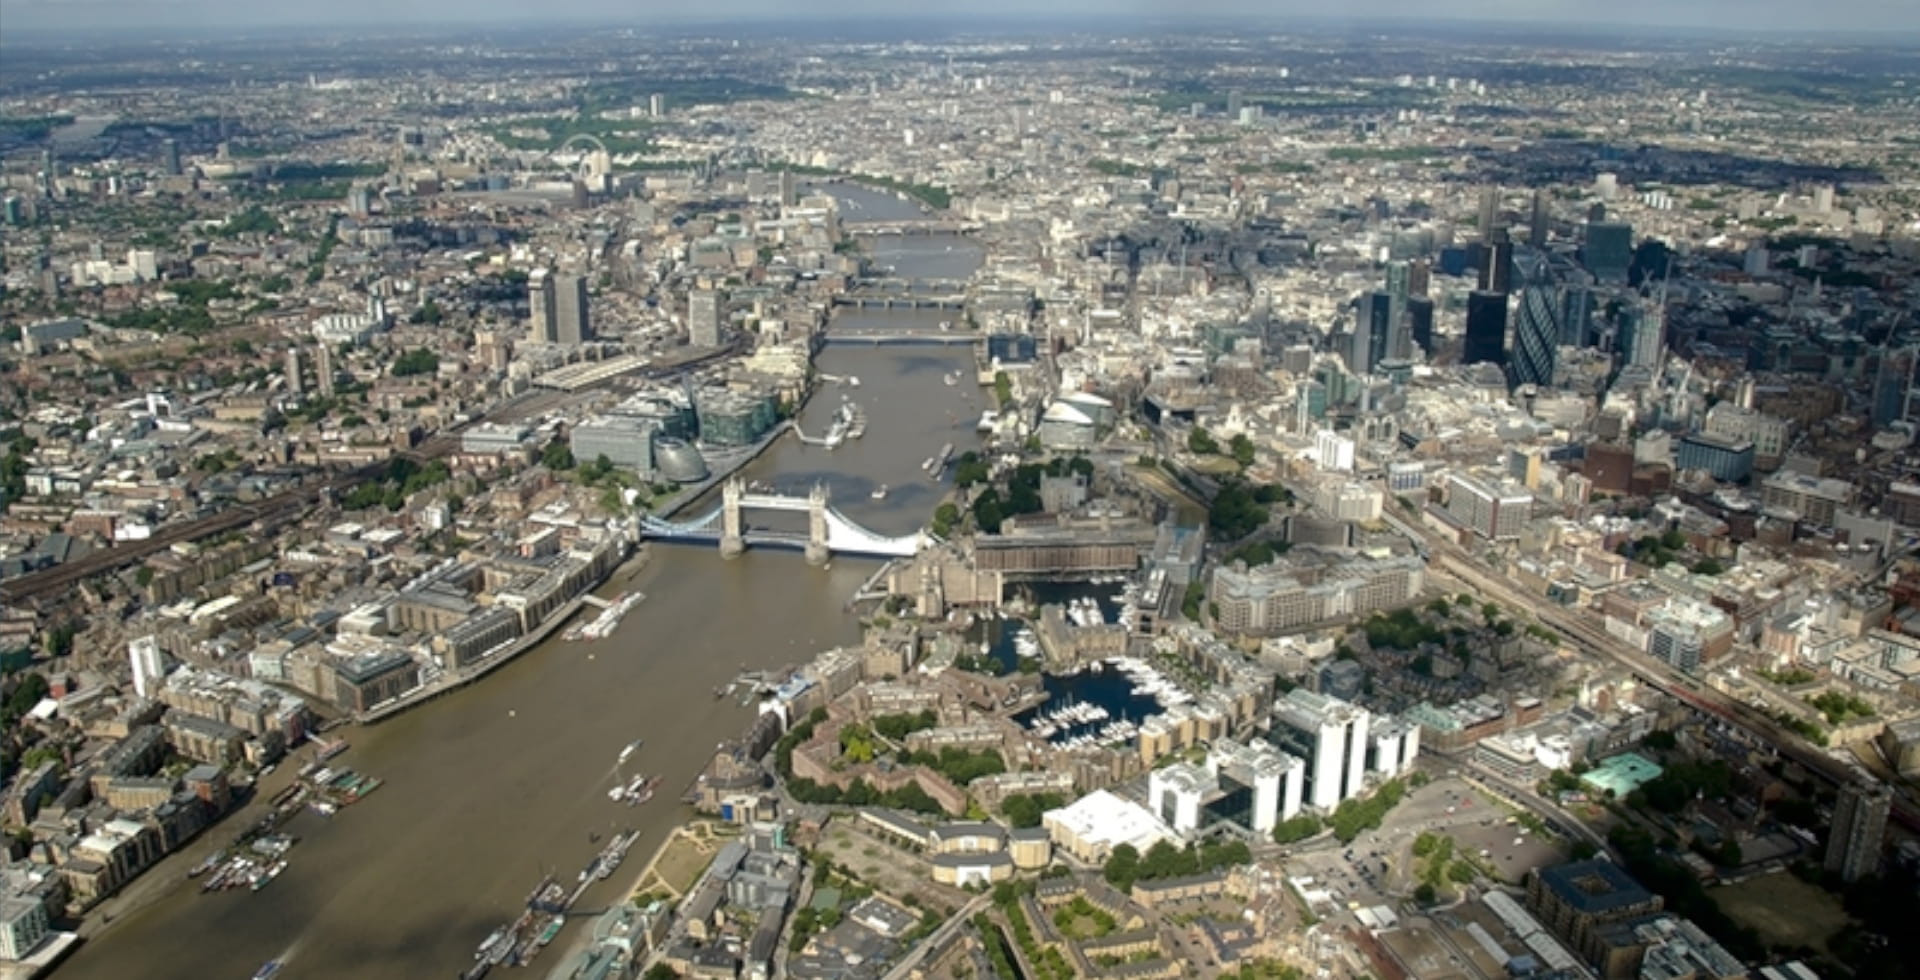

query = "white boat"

[
  {"left": 871, "top": 484, "right": 888, "bottom": 500},
  {"left": 617, "top": 739, "right": 642, "bottom": 765}
]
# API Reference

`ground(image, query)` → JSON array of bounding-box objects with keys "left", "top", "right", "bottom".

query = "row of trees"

[
  {"left": 1101, "top": 838, "right": 1252, "bottom": 892},
  {"left": 1328, "top": 777, "right": 1408, "bottom": 843}
]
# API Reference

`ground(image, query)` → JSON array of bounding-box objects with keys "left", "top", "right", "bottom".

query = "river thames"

[{"left": 58, "top": 186, "right": 985, "bottom": 980}]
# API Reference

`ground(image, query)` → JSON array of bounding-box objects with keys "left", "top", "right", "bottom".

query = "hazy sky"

[{"left": 1, "top": 0, "right": 1918, "bottom": 34}]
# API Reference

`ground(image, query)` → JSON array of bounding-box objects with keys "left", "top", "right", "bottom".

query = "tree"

[
  {"left": 392, "top": 348, "right": 439, "bottom": 376},
  {"left": 1272, "top": 814, "right": 1321, "bottom": 844},
  {"left": 1103, "top": 843, "right": 1140, "bottom": 891},
  {"left": 408, "top": 299, "right": 444, "bottom": 325},
  {"left": 643, "top": 965, "right": 680, "bottom": 980},
  {"left": 1230, "top": 433, "right": 1255, "bottom": 467},
  {"left": 1414, "top": 883, "right": 1436, "bottom": 904},
  {"left": 1187, "top": 427, "right": 1220, "bottom": 455},
  {"left": 992, "top": 371, "right": 1012, "bottom": 406},
  {"left": 542, "top": 439, "right": 576, "bottom": 471},
  {"left": 931, "top": 502, "right": 961, "bottom": 537},
  {"left": 972, "top": 489, "right": 1005, "bottom": 534}
]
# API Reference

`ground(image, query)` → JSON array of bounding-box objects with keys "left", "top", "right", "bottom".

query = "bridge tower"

[
  {"left": 805, "top": 483, "right": 831, "bottom": 566},
  {"left": 720, "top": 477, "right": 745, "bottom": 559}
]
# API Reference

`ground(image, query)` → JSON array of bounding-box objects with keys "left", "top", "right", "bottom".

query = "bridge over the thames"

[
  {"left": 639, "top": 479, "right": 925, "bottom": 564},
  {"left": 842, "top": 219, "right": 980, "bottom": 236}
]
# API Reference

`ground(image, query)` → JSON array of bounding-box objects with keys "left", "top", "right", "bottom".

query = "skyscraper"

[
  {"left": 1618, "top": 298, "right": 1666, "bottom": 370},
  {"left": 1584, "top": 221, "right": 1634, "bottom": 283},
  {"left": 1464, "top": 291, "right": 1509, "bottom": 367},
  {"left": 285, "top": 347, "right": 304, "bottom": 394},
  {"left": 688, "top": 289, "right": 724, "bottom": 348},
  {"left": 1348, "top": 291, "right": 1392, "bottom": 376},
  {"left": 1407, "top": 258, "right": 1431, "bottom": 298},
  {"left": 1527, "top": 188, "right": 1550, "bottom": 248},
  {"left": 1825, "top": 781, "right": 1889, "bottom": 883},
  {"left": 162, "top": 138, "right": 182, "bottom": 177},
  {"left": 1511, "top": 280, "right": 1563, "bottom": 388},
  {"left": 554, "top": 274, "right": 591, "bottom": 346},
  {"left": 1559, "top": 285, "right": 1595, "bottom": 349},
  {"left": 1479, "top": 231, "right": 1514, "bottom": 294},
  {"left": 527, "top": 268, "right": 557, "bottom": 344},
  {"left": 1407, "top": 296, "right": 1435, "bottom": 356},
  {"left": 1384, "top": 262, "right": 1412, "bottom": 359},
  {"left": 1477, "top": 184, "right": 1501, "bottom": 240}
]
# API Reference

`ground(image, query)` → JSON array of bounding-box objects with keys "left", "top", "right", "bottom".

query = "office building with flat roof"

[
  {"left": 1526, "top": 860, "right": 1663, "bottom": 972},
  {"left": 571, "top": 415, "right": 656, "bottom": 473},
  {"left": 1266, "top": 689, "right": 1371, "bottom": 811}
]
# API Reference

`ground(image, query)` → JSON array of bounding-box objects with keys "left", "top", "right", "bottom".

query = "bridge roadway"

[
  {"left": 1406, "top": 526, "right": 1920, "bottom": 831},
  {"left": 0, "top": 384, "right": 590, "bottom": 605}
]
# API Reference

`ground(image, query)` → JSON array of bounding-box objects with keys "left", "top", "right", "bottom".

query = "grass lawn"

[{"left": 1712, "top": 871, "right": 1849, "bottom": 954}]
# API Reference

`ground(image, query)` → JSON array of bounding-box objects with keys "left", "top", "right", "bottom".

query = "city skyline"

[{"left": 4, "top": 0, "right": 1920, "bottom": 35}]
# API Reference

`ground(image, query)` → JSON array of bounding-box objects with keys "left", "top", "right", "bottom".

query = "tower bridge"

[{"left": 639, "top": 478, "right": 925, "bottom": 564}]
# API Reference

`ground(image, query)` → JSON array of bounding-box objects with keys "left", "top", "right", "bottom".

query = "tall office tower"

[
  {"left": 553, "top": 274, "right": 591, "bottom": 345},
  {"left": 649, "top": 93, "right": 666, "bottom": 117},
  {"left": 1870, "top": 346, "right": 1920, "bottom": 427},
  {"left": 1479, "top": 235, "right": 1514, "bottom": 295},
  {"left": 1226, "top": 89, "right": 1244, "bottom": 118},
  {"left": 527, "top": 268, "right": 557, "bottom": 344},
  {"left": 1407, "top": 258, "right": 1431, "bottom": 298},
  {"left": 39, "top": 148, "right": 55, "bottom": 197},
  {"left": 688, "top": 289, "right": 724, "bottom": 348},
  {"left": 129, "top": 636, "right": 167, "bottom": 699},
  {"left": 777, "top": 169, "right": 797, "bottom": 208},
  {"left": 1407, "top": 296, "right": 1435, "bottom": 356},
  {"left": 1583, "top": 220, "right": 1634, "bottom": 283},
  {"left": 1464, "top": 291, "right": 1509, "bottom": 367},
  {"left": 1477, "top": 184, "right": 1501, "bottom": 239},
  {"left": 1559, "top": 286, "right": 1595, "bottom": 348},
  {"left": 347, "top": 185, "right": 373, "bottom": 217},
  {"left": 285, "top": 347, "right": 304, "bottom": 394},
  {"left": 1348, "top": 291, "right": 1393, "bottom": 376},
  {"left": 314, "top": 344, "right": 336, "bottom": 397},
  {"left": 1825, "top": 782, "right": 1890, "bottom": 882},
  {"left": 162, "top": 138, "right": 183, "bottom": 176},
  {"left": 1384, "top": 262, "right": 1412, "bottom": 359},
  {"left": 1511, "top": 280, "right": 1563, "bottom": 388},
  {"left": 1528, "top": 188, "right": 1550, "bottom": 248},
  {"left": 1618, "top": 298, "right": 1666, "bottom": 371}
]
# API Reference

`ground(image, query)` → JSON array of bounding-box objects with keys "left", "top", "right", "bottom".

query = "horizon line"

[{"left": 2, "top": 13, "right": 1920, "bottom": 46}]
